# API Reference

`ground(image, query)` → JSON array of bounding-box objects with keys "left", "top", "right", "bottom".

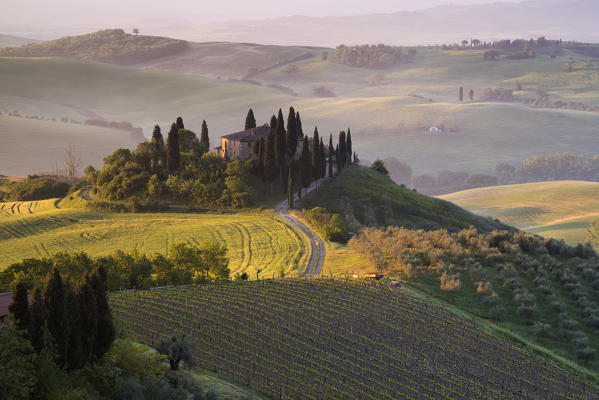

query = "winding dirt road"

[{"left": 275, "top": 179, "right": 326, "bottom": 277}]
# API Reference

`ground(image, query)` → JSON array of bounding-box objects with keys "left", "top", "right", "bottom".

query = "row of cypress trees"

[{"left": 9, "top": 267, "right": 115, "bottom": 370}]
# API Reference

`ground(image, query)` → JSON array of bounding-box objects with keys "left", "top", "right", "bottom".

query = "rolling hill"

[
  {"left": 440, "top": 181, "right": 599, "bottom": 244},
  {"left": 0, "top": 33, "right": 40, "bottom": 47},
  {"left": 110, "top": 279, "right": 599, "bottom": 399}
]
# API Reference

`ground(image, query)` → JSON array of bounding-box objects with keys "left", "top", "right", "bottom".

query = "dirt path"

[{"left": 275, "top": 179, "right": 326, "bottom": 277}]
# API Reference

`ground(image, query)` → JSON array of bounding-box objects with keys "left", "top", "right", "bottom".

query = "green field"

[
  {"left": 2, "top": 44, "right": 599, "bottom": 176},
  {"left": 440, "top": 180, "right": 599, "bottom": 244},
  {"left": 0, "top": 115, "right": 135, "bottom": 176},
  {"left": 0, "top": 198, "right": 310, "bottom": 277}
]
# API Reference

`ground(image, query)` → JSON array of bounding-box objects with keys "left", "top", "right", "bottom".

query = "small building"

[
  {"left": 364, "top": 273, "right": 384, "bottom": 280},
  {"left": 429, "top": 126, "right": 441, "bottom": 133}
]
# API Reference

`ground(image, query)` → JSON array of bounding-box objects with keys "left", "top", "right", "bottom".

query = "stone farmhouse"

[{"left": 215, "top": 124, "right": 304, "bottom": 161}]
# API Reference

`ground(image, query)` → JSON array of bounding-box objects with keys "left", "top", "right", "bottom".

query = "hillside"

[
  {"left": 0, "top": 115, "right": 136, "bottom": 176},
  {"left": 0, "top": 29, "right": 188, "bottom": 65},
  {"left": 0, "top": 33, "right": 40, "bottom": 47},
  {"left": 0, "top": 197, "right": 310, "bottom": 277},
  {"left": 298, "top": 165, "right": 508, "bottom": 233},
  {"left": 440, "top": 181, "right": 599, "bottom": 245},
  {"left": 110, "top": 279, "right": 598, "bottom": 399}
]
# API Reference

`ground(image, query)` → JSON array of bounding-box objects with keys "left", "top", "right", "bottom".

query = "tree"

[
  {"left": 312, "top": 127, "right": 321, "bottom": 184},
  {"left": 296, "top": 112, "right": 304, "bottom": 138},
  {"left": 29, "top": 287, "right": 47, "bottom": 352},
  {"left": 287, "top": 164, "right": 294, "bottom": 209},
  {"left": 132, "top": 28, "right": 139, "bottom": 35},
  {"left": 321, "top": 51, "right": 328, "bottom": 61},
  {"left": 320, "top": 137, "right": 326, "bottom": 179},
  {"left": 328, "top": 134, "right": 334, "bottom": 177},
  {"left": 156, "top": 335, "right": 195, "bottom": 370},
  {"left": 65, "top": 285, "right": 83, "bottom": 369},
  {"left": 178, "top": 129, "right": 199, "bottom": 153},
  {"left": 264, "top": 116, "right": 277, "bottom": 191},
  {"left": 0, "top": 316, "right": 37, "bottom": 400},
  {"left": 8, "top": 281, "right": 30, "bottom": 333},
  {"left": 253, "top": 137, "right": 265, "bottom": 177},
  {"left": 77, "top": 276, "right": 98, "bottom": 365},
  {"left": 176, "top": 116, "right": 184, "bottom": 130},
  {"left": 64, "top": 145, "right": 81, "bottom": 181},
  {"left": 286, "top": 106, "right": 298, "bottom": 162},
  {"left": 338, "top": 131, "right": 347, "bottom": 169},
  {"left": 44, "top": 268, "right": 69, "bottom": 365},
  {"left": 459, "top": 86, "right": 464, "bottom": 103},
  {"left": 469, "top": 89, "right": 474, "bottom": 101},
  {"left": 166, "top": 122, "right": 180, "bottom": 173},
  {"left": 90, "top": 266, "right": 115, "bottom": 361},
  {"left": 282, "top": 64, "right": 299, "bottom": 74},
  {"left": 274, "top": 109, "right": 286, "bottom": 184},
  {"left": 300, "top": 138, "right": 312, "bottom": 194},
  {"left": 346, "top": 128, "right": 352, "bottom": 165},
  {"left": 200, "top": 120, "right": 209, "bottom": 151},
  {"left": 245, "top": 108, "right": 256, "bottom": 130},
  {"left": 371, "top": 159, "right": 389, "bottom": 176},
  {"left": 151, "top": 125, "right": 165, "bottom": 172}
]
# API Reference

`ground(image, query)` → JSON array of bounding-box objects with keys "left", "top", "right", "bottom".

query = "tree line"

[{"left": 333, "top": 44, "right": 416, "bottom": 69}]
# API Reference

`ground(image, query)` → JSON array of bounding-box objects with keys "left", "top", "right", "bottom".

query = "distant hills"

[{"left": 0, "top": 34, "right": 40, "bottom": 47}]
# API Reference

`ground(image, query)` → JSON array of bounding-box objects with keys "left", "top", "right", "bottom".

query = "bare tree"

[
  {"left": 64, "top": 145, "right": 81, "bottom": 181},
  {"left": 132, "top": 28, "right": 139, "bottom": 35}
]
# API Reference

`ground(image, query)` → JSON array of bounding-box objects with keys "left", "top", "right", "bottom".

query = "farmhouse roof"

[{"left": 222, "top": 124, "right": 270, "bottom": 142}]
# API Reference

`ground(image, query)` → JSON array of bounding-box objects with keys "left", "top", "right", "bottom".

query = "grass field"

[
  {"left": 440, "top": 181, "right": 599, "bottom": 244},
  {"left": 2, "top": 44, "right": 599, "bottom": 176},
  {"left": 0, "top": 198, "right": 310, "bottom": 277},
  {"left": 0, "top": 115, "right": 136, "bottom": 176}
]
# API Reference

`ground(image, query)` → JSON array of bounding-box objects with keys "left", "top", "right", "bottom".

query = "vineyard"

[
  {"left": 109, "top": 279, "right": 598, "bottom": 399},
  {"left": 0, "top": 201, "right": 310, "bottom": 277}
]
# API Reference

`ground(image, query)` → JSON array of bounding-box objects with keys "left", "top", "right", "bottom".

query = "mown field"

[
  {"left": 0, "top": 197, "right": 310, "bottom": 277},
  {"left": 440, "top": 181, "right": 599, "bottom": 244},
  {"left": 1, "top": 44, "right": 599, "bottom": 175},
  {"left": 110, "top": 279, "right": 598, "bottom": 399}
]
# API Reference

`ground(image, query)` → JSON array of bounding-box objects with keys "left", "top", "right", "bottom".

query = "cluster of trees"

[
  {"left": 2, "top": 175, "right": 70, "bottom": 201},
  {"left": 0, "top": 29, "right": 189, "bottom": 65},
  {"left": 87, "top": 116, "right": 255, "bottom": 208},
  {"left": 248, "top": 107, "right": 355, "bottom": 202},
  {"left": 477, "top": 87, "right": 599, "bottom": 112},
  {"left": 302, "top": 207, "right": 348, "bottom": 243},
  {"left": 0, "top": 242, "right": 230, "bottom": 292},
  {"left": 83, "top": 119, "right": 145, "bottom": 142},
  {"left": 333, "top": 44, "right": 416, "bottom": 69},
  {"left": 442, "top": 36, "right": 561, "bottom": 51}
]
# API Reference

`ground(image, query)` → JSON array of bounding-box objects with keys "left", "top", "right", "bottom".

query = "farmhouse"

[{"left": 215, "top": 124, "right": 304, "bottom": 161}]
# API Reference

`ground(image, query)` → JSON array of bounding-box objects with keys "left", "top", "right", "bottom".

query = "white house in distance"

[{"left": 429, "top": 126, "right": 442, "bottom": 133}]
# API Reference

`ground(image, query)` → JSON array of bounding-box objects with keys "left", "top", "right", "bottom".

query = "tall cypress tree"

[
  {"left": 287, "top": 163, "right": 294, "bottom": 209},
  {"left": 44, "top": 268, "right": 69, "bottom": 365},
  {"left": 320, "top": 137, "right": 326, "bottom": 179},
  {"left": 346, "top": 128, "right": 352, "bottom": 165},
  {"left": 328, "top": 134, "right": 334, "bottom": 177},
  {"left": 286, "top": 106, "right": 298, "bottom": 161},
  {"left": 151, "top": 125, "right": 165, "bottom": 171},
  {"left": 29, "top": 287, "right": 47, "bottom": 352},
  {"left": 176, "top": 116, "right": 185, "bottom": 130},
  {"left": 335, "top": 143, "right": 340, "bottom": 172},
  {"left": 338, "top": 131, "right": 347, "bottom": 169},
  {"left": 66, "top": 284, "right": 83, "bottom": 370},
  {"left": 8, "top": 281, "right": 30, "bottom": 333},
  {"left": 91, "top": 266, "right": 115, "bottom": 361},
  {"left": 77, "top": 276, "right": 97, "bottom": 365},
  {"left": 245, "top": 109, "right": 256, "bottom": 130},
  {"left": 166, "top": 122, "right": 180, "bottom": 173},
  {"left": 311, "top": 127, "right": 320, "bottom": 183},
  {"left": 296, "top": 112, "right": 304, "bottom": 138},
  {"left": 274, "top": 109, "right": 286, "bottom": 184},
  {"left": 264, "top": 116, "right": 277, "bottom": 191},
  {"left": 300, "top": 138, "right": 312, "bottom": 193},
  {"left": 200, "top": 120, "right": 209, "bottom": 151}
]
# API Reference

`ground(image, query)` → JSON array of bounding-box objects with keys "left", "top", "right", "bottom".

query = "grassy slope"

[
  {"left": 1, "top": 46, "right": 599, "bottom": 175},
  {"left": 0, "top": 34, "right": 40, "bottom": 47},
  {"left": 298, "top": 165, "right": 508, "bottom": 232},
  {"left": 440, "top": 181, "right": 599, "bottom": 244},
  {"left": 0, "top": 197, "right": 310, "bottom": 277},
  {"left": 0, "top": 115, "right": 135, "bottom": 176}
]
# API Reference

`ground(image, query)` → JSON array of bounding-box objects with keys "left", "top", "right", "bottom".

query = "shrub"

[
  {"left": 371, "top": 160, "right": 389, "bottom": 176},
  {"left": 533, "top": 323, "right": 553, "bottom": 338},
  {"left": 5, "top": 176, "right": 70, "bottom": 201},
  {"left": 303, "top": 207, "right": 348, "bottom": 243},
  {"left": 576, "top": 347, "right": 596, "bottom": 361},
  {"left": 488, "top": 305, "right": 506, "bottom": 319},
  {"left": 440, "top": 272, "right": 462, "bottom": 292}
]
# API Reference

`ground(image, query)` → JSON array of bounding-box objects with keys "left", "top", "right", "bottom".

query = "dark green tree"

[
  {"left": 65, "top": 285, "right": 83, "bottom": 369},
  {"left": 44, "top": 268, "right": 69, "bottom": 365},
  {"left": 335, "top": 143, "right": 340, "bottom": 172},
  {"left": 156, "top": 335, "right": 195, "bottom": 371},
  {"left": 328, "top": 134, "right": 334, "bottom": 177},
  {"left": 300, "top": 138, "right": 312, "bottom": 194},
  {"left": 151, "top": 124, "right": 165, "bottom": 172},
  {"left": 200, "top": 120, "right": 209, "bottom": 151},
  {"left": 287, "top": 163, "right": 294, "bottom": 209},
  {"left": 166, "top": 122, "right": 180, "bottom": 173},
  {"left": 346, "top": 128, "right": 352, "bottom": 165},
  {"left": 90, "top": 266, "right": 115, "bottom": 361},
  {"left": 77, "top": 276, "right": 97, "bottom": 365},
  {"left": 459, "top": 86, "right": 464, "bottom": 103},
  {"left": 469, "top": 89, "right": 474, "bottom": 101},
  {"left": 312, "top": 127, "right": 321, "bottom": 184},
  {"left": 264, "top": 116, "right": 277, "bottom": 191},
  {"left": 8, "top": 281, "right": 30, "bottom": 333},
  {"left": 0, "top": 315, "right": 36, "bottom": 400},
  {"left": 245, "top": 108, "right": 256, "bottom": 130},
  {"left": 286, "top": 107, "right": 298, "bottom": 161},
  {"left": 320, "top": 137, "right": 326, "bottom": 179},
  {"left": 29, "top": 287, "right": 47, "bottom": 352},
  {"left": 296, "top": 111, "right": 304, "bottom": 138},
  {"left": 176, "top": 116, "right": 184, "bottom": 130},
  {"left": 372, "top": 159, "right": 389, "bottom": 176},
  {"left": 274, "top": 109, "right": 286, "bottom": 184},
  {"left": 253, "top": 137, "right": 265, "bottom": 177},
  {"left": 338, "top": 131, "right": 347, "bottom": 169}
]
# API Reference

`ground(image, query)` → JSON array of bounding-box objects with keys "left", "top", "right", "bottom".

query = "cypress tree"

[
  {"left": 286, "top": 106, "right": 298, "bottom": 161},
  {"left": 328, "top": 134, "right": 334, "bottom": 177},
  {"left": 176, "top": 116, "right": 184, "bottom": 130},
  {"left": 91, "top": 266, "right": 115, "bottom": 361},
  {"left": 320, "top": 137, "right": 326, "bottom": 179},
  {"left": 77, "top": 276, "right": 97, "bottom": 365},
  {"left": 335, "top": 143, "right": 340, "bottom": 172},
  {"left": 338, "top": 131, "right": 347, "bottom": 169},
  {"left": 274, "top": 109, "right": 286, "bottom": 184},
  {"left": 346, "top": 128, "right": 352, "bottom": 165},
  {"left": 287, "top": 163, "right": 294, "bottom": 209},
  {"left": 245, "top": 108, "right": 256, "bottom": 130},
  {"left": 312, "top": 127, "right": 320, "bottom": 183},
  {"left": 459, "top": 87, "right": 464, "bottom": 103},
  {"left": 300, "top": 138, "right": 312, "bottom": 192},
  {"left": 44, "top": 268, "right": 69, "bottom": 365},
  {"left": 66, "top": 284, "right": 83, "bottom": 369},
  {"left": 296, "top": 112, "right": 304, "bottom": 138},
  {"left": 166, "top": 122, "right": 180, "bottom": 173},
  {"left": 200, "top": 120, "right": 209, "bottom": 151},
  {"left": 29, "top": 287, "right": 47, "bottom": 352},
  {"left": 264, "top": 116, "right": 277, "bottom": 191},
  {"left": 8, "top": 281, "right": 30, "bottom": 333},
  {"left": 151, "top": 125, "right": 165, "bottom": 171}
]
